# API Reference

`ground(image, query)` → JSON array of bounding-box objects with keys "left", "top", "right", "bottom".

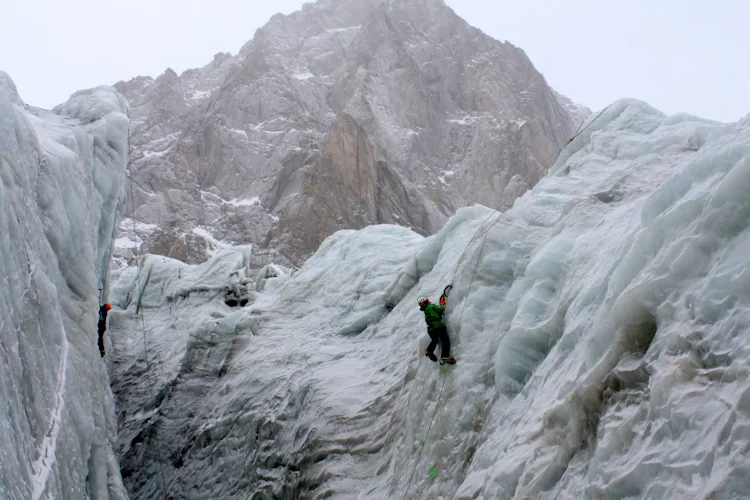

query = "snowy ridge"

[{"left": 109, "top": 98, "right": 750, "bottom": 499}]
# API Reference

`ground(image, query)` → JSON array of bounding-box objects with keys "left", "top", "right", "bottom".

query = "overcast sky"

[{"left": 1, "top": 0, "right": 747, "bottom": 122}]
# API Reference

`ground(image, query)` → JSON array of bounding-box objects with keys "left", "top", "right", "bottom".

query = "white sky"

[{"left": 0, "top": 0, "right": 748, "bottom": 122}]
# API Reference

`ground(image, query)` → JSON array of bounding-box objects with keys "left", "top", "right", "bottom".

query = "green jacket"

[{"left": 421, "top": 303, "right": 445, "bottom": 331}]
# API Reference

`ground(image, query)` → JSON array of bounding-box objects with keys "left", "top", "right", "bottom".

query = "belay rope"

[
  {"left": 125, "top": 120, "right": 169, "bottom": 498},
  {"left": 538, "top": 104, "right": 612, "bottom": 174},
  {"left": 98, "top": 212, "right": 120, "bottom": 306},
  {"left": 402, "top": 107, "right": 611, "bottom": 498},
  {"left": 402, "top": 367, "right": 448, "bottom": 499},
  {"left": 402, "top": 213, "right": 500, "bottom": 499}
]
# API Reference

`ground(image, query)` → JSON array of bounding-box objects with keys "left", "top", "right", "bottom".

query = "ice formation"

[
  {"left": 108, "top": 99, "right": 750, "bottom": 499},
  {"left": 0, "top": 72, "right": 129, "bottom": 499}
]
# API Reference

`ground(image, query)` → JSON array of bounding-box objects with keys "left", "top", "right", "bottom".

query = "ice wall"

[
  {"left": 110, "top": 99, "right": 750, "bottom": 500},
  {"left": 0, "top": 72, "right": 129, "bottom": 499}
]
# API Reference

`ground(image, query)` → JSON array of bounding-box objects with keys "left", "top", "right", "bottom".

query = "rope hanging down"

[
  {"left": 98, "top": 155, "right": 132, "bottom": 305},
  {"left": 451, "top": 211, "right": 498, "bottom": 279},
  {"left": 126, "top": 126, "right": 169, "bottom": 498},
  {"left": 98, "top": 212, "right": 120, "bottom": 306},
  {"left": 402, "top": 211, "right": 501, "bottom": 499},
  {"left": 402, "top": 369, "right": 448, "bottom": 500}
]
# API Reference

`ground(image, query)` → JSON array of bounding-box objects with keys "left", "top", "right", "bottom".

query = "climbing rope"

[
  {"left": 448, "top": 104, "right": 614, "bottom": 285},
  {"left": 455, "top": 215, "right": 502, "bottom": 332},
  {"left": 537, "top": 104, "right": 613, "bottom": 176},
  {"left": 567, "top": 105, "right": 611, "bottom": 145},
  {"left": 98, "top": 133, "right": 135, "bottom": 305},
  {"left": 402, "top": 369, "right": 448, "bottom": 499},
  {"left": 402, "top": 210, "right": 501, "bottom": 499},
  {"left": 570, "top": 115, "right": 587, "bottom": 139},
  {"left": 126, "top": 122, "right": 169, "bottom": 498},
  {"left": 451, "top": 211, "right": 498, "bottom": 279},
  {"left": 98, "top": 204, "right": 121, "bottom": 306}
]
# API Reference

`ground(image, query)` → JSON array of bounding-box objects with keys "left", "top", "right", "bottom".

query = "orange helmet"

[
  {"left": 105, "top": 303, "right": 112, "bottom": 311},
  {"left": 418, "top": 296, "right": 430, "bottom": 307}
]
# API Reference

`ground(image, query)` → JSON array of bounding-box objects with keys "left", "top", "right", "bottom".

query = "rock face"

[{"left": 116, "top": 0, "right": 585, "bottom": 267}]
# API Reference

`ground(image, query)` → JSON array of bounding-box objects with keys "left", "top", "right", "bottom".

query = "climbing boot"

[
  {"left": 439, "top": 358, "right": 456, "bottom": 365},
  {"left": 425, "top": 350, "right": 438, "bottom": 362}
]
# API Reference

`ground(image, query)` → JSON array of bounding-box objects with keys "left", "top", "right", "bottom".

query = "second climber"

[{"left": 98, "top": 303, "right": 112, "bottom": 357}]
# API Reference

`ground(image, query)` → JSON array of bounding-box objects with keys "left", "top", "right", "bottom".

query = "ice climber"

[
  {"left": 419, "top": 293, "right": 456, "bottom": 365},
  {"left": 98, "top": 303, "right": 111, "bottom": 357}
]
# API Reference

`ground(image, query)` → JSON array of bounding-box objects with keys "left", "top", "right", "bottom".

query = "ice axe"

[{"left": 439, "top": 284, "right": 452, "bottom": 306}]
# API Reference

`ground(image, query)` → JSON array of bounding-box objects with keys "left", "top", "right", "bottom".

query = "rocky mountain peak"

[{"left": 114, "top": 1, "right": 585, "bottom": 269}]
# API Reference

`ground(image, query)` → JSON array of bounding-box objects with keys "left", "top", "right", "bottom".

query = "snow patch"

[
  {"left": 189, "top": 89, "right": 211, "bottom": 100},
  {"left": 119, "top": 219, "right": 157, "bottom": 233},
  {"left": 115, "top": 237, "right": 138, "bottom": 249},
  {"left": 142, "top": 149, "right": 169, "bottom": 158},
  {"left": 326, "top": 25, "right": 362, "bottom": 33},
  {"left": 226, "top": 197, "right": 260, "bottom": 207},
  {"left": 192, "top": 226, "right": 230, "bottom": 256},
  {"left": 438, "top": 169, "right": 455, "bottom": 185},
  {"left": 448, "top": 116, "right": 476, "bottom": 125},
  {"left": 227, "top": 128, "right": 248, "bottom": 139},
  {"left": 201, "top": 191, "right": 260, "bottom": 208}
]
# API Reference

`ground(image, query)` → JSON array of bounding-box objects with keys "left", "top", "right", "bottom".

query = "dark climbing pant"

[
  {"left": 426, "top": 326, "right": 450, "bottom": 359},
  {"left": 98, "top": 321, "right": 106, "bottom": 357}
]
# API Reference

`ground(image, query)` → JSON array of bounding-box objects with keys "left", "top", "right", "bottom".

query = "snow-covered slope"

[
  {"left": 109, "top": 99, "right": 750, "bottom": 499},
  {"left": 0, "top": 73, "right": 129, "bottom": 499}
]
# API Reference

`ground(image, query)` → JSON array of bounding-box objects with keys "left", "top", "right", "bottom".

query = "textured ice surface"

[
  {"left": 110, "top": 99, "right": 750, "bottom": 499},
  {"left": 0, "top": 72, "right": 129, "bottom": 499}
]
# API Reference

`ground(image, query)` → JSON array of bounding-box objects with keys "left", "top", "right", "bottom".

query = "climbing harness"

[{"left": 125, "top": 120, "right": 169, "bottom": 497}]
